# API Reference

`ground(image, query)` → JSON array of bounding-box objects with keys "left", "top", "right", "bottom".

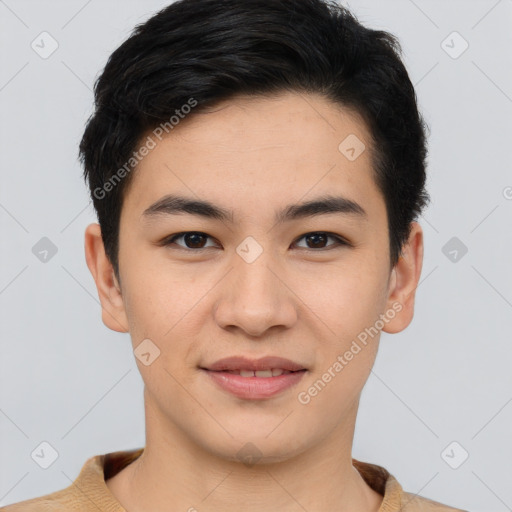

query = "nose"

[{"left": 213, "top": 246, "right": 298, "bottom": 337}]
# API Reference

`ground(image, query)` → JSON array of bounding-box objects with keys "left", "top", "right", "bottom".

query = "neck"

[{"left": 106, "top": 393, "right": 383, "bottom": 512}]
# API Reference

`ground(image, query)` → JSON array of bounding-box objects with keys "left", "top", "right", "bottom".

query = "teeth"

[
  {"left": 227, "top": 368, "right": 291, "bottom": 377},
  {"left": 255, "top": 370, "right": 272, "bottom": 378}
]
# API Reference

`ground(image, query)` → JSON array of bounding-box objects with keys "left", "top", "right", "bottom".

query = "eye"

[
  {"left": 293, "top": 232, "right": 349, "bottom": 250},
  {"left": 162, "top": 232, "right": 218, "bottom": 250},
  {"left": 161, "top": 231, "right": 349, "bottom": 251}
]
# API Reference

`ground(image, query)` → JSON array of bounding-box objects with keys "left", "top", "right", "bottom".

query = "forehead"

[{"left": 122, "top": 91, "right": 384, "bottom": 223}]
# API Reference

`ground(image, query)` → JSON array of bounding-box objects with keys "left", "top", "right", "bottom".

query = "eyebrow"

[{"left": 141, "top": 193, "right": 367, "bottom": 224}]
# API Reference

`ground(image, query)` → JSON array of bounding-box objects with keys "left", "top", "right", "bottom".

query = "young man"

[{"left": 2, "top": 0, "right": 466, "bottom": 511}]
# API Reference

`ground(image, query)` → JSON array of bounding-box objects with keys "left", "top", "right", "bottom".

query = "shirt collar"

[{"left": 73, "top": 448, "right": 404, "bottom": 511}]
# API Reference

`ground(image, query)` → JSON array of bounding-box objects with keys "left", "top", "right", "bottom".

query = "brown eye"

[
  {"left": 163, "top": 232, "right": 217, "bottom": 250},
  {"left": 294, "top": 232, "right": 348, "bottom": 250},
  {"left": 306, "top": 233, "right": 328, "bottom": 249}
]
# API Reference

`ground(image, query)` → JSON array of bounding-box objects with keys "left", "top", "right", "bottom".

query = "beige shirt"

[{"left": 1, "top": 447, "right": 467, "bottom": 511}]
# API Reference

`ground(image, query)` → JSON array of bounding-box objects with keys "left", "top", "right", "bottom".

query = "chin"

[{"left": 191, "top": 422, "right": 312, "bottom": 466}]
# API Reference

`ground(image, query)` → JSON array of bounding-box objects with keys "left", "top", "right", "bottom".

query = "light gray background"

[{"left": 1, "top": 1, "right": 511, "bottom": 510}]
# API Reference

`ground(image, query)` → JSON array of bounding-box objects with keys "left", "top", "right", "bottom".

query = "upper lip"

[{"left": 202, "top": 356, "right": 306, "bottom": 372}]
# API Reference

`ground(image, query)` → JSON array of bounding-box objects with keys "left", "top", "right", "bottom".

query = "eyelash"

[{"left": 160, "top": 231, "right": 350, "bottom": 252}]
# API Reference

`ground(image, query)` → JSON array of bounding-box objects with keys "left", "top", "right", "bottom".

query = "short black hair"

[{"left": 79, "top": 0, "right": 429, "bottom": 282}]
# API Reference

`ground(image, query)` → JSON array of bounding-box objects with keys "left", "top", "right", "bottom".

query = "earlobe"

[
  {"left": 382, "top": 222, "right": 424, "bottom": 334},
  {"left": 84, "top": 223, "right": 130, "bottom": 333}
]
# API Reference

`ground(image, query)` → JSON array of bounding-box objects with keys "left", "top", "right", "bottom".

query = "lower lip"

[{"left": 202, "top": 369, "right": 307, "bottom": 400}]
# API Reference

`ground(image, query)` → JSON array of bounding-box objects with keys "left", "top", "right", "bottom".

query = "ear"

[
  {"left": 382, "top": 221, "right": 424, "bottom": 334},
  {"left": 84, "top": 223, "right": 129, "bottom": 333}
]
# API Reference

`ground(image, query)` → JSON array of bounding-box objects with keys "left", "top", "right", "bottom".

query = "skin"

[{"left": 85, "top": 91, "right": 423, "bottom": 512}]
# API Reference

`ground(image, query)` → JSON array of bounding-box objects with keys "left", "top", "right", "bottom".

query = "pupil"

[
  {"left": 307, "top": 233, "right": 326, "bottom": 248},
  {"left": 186, "top": 233, "right": 205, "bottom": 248}
]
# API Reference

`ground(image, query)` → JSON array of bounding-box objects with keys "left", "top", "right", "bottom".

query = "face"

[{"left": 85, "top": 91, "right": 423, "bottom": 463}]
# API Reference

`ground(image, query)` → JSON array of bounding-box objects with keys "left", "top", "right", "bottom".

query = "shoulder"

[
  {"left": 1, "top": 449, "right": 141, "bottom": 512},
  {"left": 0, "top": 453, "right": 103, "bottom": 511},
  {"left": 0, "top": 487, "right": 73, "bottom": 511},
  {"left": 401, "top": 490, "right": 469, "bottom": 511},
  {"left": 352, "top": 458, "right": 467, "bottom": 512}
]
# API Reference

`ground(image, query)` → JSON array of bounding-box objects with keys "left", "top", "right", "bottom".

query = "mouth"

[
  {"left": 201, "top": 355, "right": 307, "bottom": 373},
  {"left": 214, "top": 368, "right": 298, "bottom": 377},
  {"left": 199, "top": 356, "right": 308, "bottom": 400}
]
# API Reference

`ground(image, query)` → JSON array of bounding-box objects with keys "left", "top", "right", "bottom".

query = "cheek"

[
  {"left": 293, "top": 260, "right": 387, "bottom": 341},
  {"left": 120, "top": 265, "right": 174, "bottom": 348},
  {"left": 121, "top": 262, "right": 208, "bottom": 369},
  {"left": 296, "top": 273, "right": 385, "bottom": 413},
  {"left": 125, "top": 253, "right": 183, "bottom": 308}
]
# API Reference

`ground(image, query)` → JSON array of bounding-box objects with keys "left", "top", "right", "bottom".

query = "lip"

[
  {"left": 202, "top": 368, "right": 307, "bottom": 400},
  {"left": 200, "top": 356, "right": 308, "bottom": 400},
  {"left": 202, "top": 356, "right": 306, "bottom": 372}
]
